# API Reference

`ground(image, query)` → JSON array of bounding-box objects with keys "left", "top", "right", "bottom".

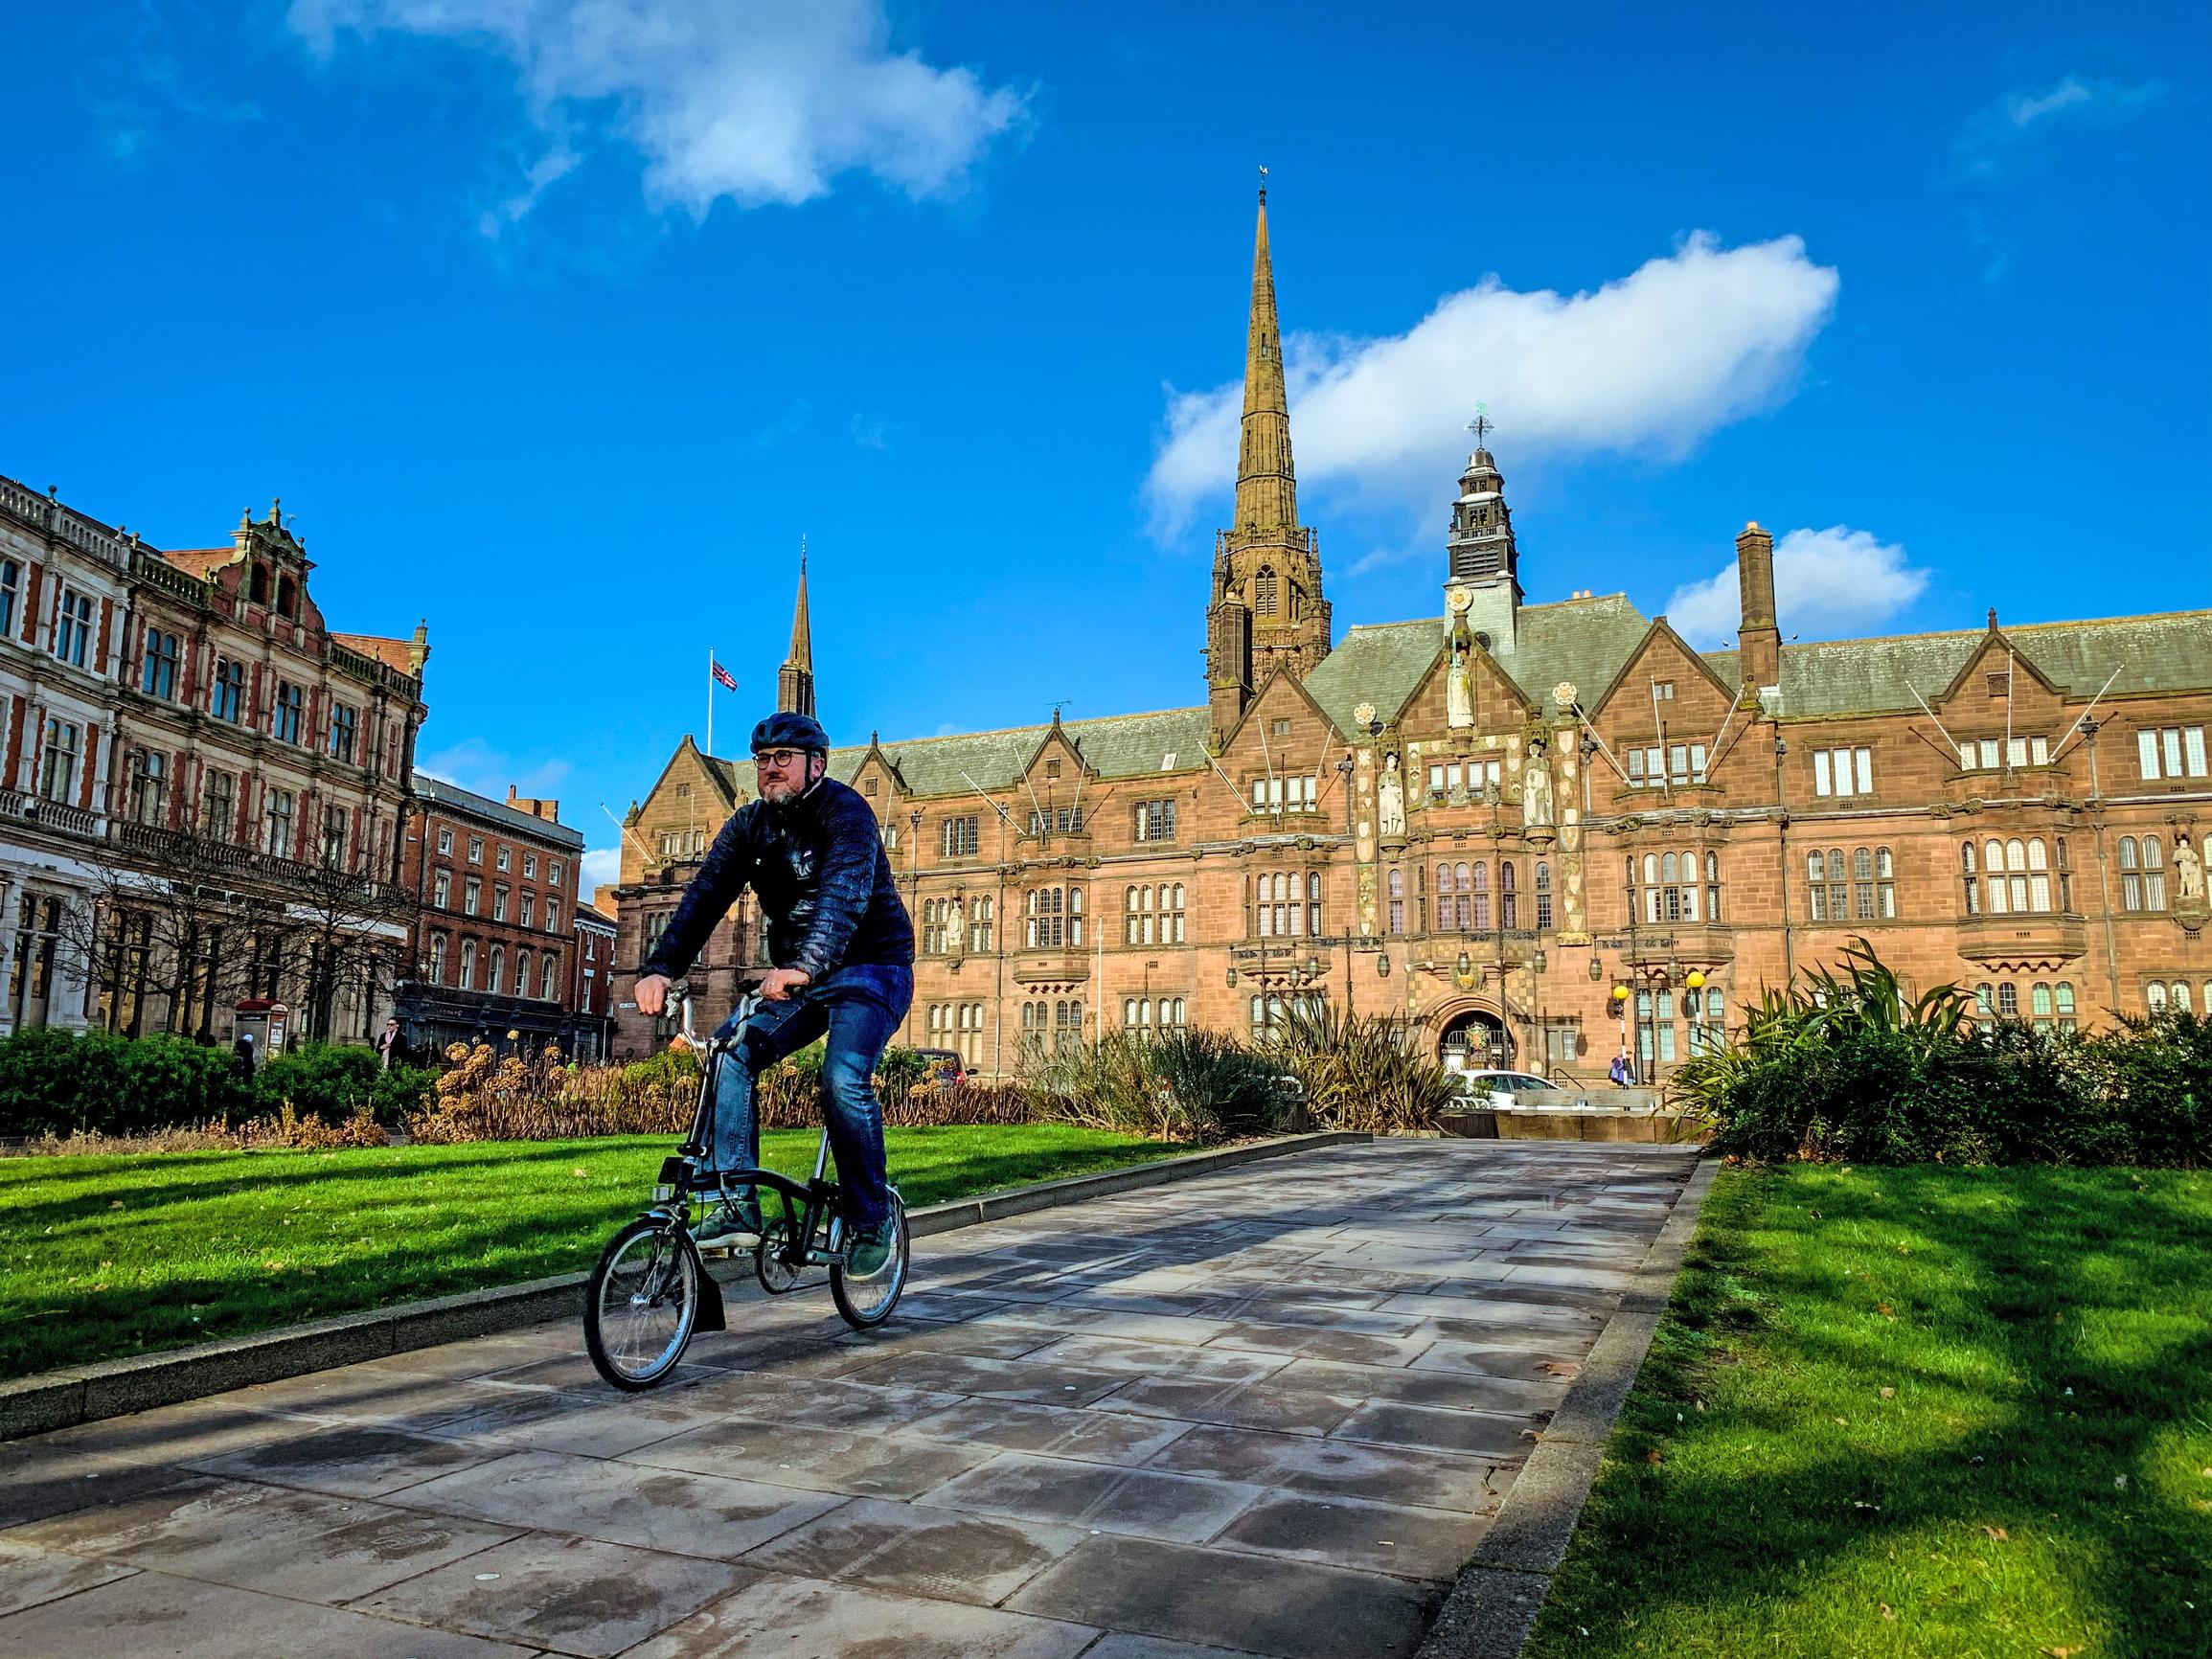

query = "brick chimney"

[
  {"left": 507, "top": 784, "right": 559, "bottom": 822},
  {"left": 1736, "top": 521, "right": 1781, "bottom": 694}
]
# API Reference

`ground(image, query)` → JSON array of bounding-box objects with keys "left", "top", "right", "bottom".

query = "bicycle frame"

[{"left": 650, "top": 989, "right": 852, "bottom": 1282}]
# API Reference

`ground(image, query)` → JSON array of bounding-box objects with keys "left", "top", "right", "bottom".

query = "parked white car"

[{"left": 1452, "top": 1069, "right": 1564, "bottom": 1109}]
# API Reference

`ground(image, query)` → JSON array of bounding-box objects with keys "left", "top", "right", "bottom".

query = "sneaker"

[
  {"left": 843, "top": 1217, "right": 897, "bottom": 1278},
  {"left": 694, "top": 1193, "right": 763, "bottom": 1245}
]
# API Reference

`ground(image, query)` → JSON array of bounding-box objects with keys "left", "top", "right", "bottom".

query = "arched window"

[
  {"left": 2142, "top": 835, "right": 2168, "bottom": 911},
  {"left": 2175, "top": 981, "right": 2196, "bottom": 1013},
  {"left": 1808, "top": 850, "right": 1827, "bottom": 920},
  {"left": 1254, "top": 566, "right": 1279, "bottom": 614},
  {"left": 1705, "top": 850, "right": 1723, "bottom": 922},
  {"left": 459, "top": 939, "right": 477, "bottom": 990},
  {"left": 1535, "top": 861, "right": 1553, "bottom": 931},
  {"left": 1307, "top": 871, "right": 1324, "bottom": 936},
  {"left": 542, "top": 955, "right": 559, "bottom": 1000},
  {"left": 1996, "top": 982, "right": 2018, "bottom": 1019},
  {"left": 1852, "top": 848, "right": 1874, "bottom": 920},
  {"left": 514, "top": 947, "right": 532, "bottom": 998},
  {"left": 2056, "top": 982, "right": 2077, "bottom": 1030},
  {"left": 1985, "top": 839, "right": 2010, "bottom": 915},
  {"left": 1437, "top": 863, "right": 1467, "bottom": 931},
  {"left": 2031, "top": 982, "right": 2053, "bottom": 1030},
  {"left": 1387, "top": 868, "right": 1405, "bottom": 935},
  {"left": 1499, "top": 859, "right": 1517, "bottom": 928},
  {"left": 427, "top": 933, "right": 447, "bottom": 985},
  {"left": 1471, "top": 862, "right": 1490, "bottom": 929},
  {"left": 2147, "top": 982, "right": 2167, "bottom": 1012},
  {"left": 487, "top": 946, "right": 504, "bottom": 995},
  {"left": 1961, "top": 840, "right": 1980, "bottom": 916},
  {"left": 1825, "top": 848, "right": 1847, "bottom": 924},
  {"left": 1874, "top": 848, "right": 1896, "bottom": 919},
  {"left": 2118, "top": 836, "right": 2141, "bottom": 911},
  {"left": 1025, "top": 887, "right": 1066, "bottom": 948},
  {"left": 1166, "top": 883, "right": 1185, "bottom": 943},
  {"left": 2026, "top": 838, "right": 2051, "bottom": 912}
]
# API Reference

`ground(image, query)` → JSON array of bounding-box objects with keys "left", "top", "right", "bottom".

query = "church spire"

[
  {"left": 1233, "top": 181, "right": 1297, "bottom": 537},
  {"left": 776, "top": 537, "right": 815, "bottom": 718},
  {"left": 1206, "top": 174, "right": 1329, "bottom": 747}
]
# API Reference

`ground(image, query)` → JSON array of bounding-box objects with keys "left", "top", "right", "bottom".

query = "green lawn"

[
  {"left": 0, "top": 1125, "right": 1191, "bottom": 1382},
  {"left": 1525, "top": 1165, "right": 2212, "bottom": 1659}
]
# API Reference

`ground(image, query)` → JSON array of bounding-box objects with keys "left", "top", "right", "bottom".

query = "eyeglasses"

[{"left": 754, "top": 748, "right": 807, "bottom": 768}]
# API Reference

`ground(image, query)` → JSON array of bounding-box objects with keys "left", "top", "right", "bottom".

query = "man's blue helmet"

[{"left": 750, "top": 712, "right": 831, "bottom": 757}]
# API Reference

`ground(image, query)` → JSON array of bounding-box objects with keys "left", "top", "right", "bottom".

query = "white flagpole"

[{"left": 706, "top": 648, "right": 714, "bottom": 758}]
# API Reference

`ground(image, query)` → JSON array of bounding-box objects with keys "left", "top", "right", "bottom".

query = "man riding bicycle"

[{"left": 633, "top": 712, "right": 915, "bottom": 1275}]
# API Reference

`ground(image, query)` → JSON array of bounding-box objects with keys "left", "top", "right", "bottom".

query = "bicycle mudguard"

[{"left": 694, "top": 1261, "right": 727, "bottom": 1332}]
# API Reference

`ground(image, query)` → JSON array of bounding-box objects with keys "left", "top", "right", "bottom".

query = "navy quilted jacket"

[{"left": 640, "top": 776, "right": 913, "bottom": 984}]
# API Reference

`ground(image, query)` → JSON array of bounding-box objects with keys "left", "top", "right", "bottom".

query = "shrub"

[
  {"left": 0, "top": 1028, "right": 253, "bottom": 1139},
  {"left": 1676, "top": 939, "right": 2209, "bottom": 1167},
  {"left": 1023, "top": 1030, "right": 1292, "bottom": 1142},
  {"left": 1274, "top": 1001, "right": 1461, "bottom": 1134}
]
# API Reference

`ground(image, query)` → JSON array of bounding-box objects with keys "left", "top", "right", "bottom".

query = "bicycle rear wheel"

[
  {"left": 829, "top": 1190, "right": 909, "bottom": 1329},
  {"left": 584, "top": 1216, "right": 702, "bottom": 1390}
]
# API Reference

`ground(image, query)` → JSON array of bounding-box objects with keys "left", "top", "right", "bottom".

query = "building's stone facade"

[
  {"left": 0, "top": 478, "right": 426, "bottom": 1043},
  {"left": 611, "top": 194, "right": 2212, "bottom": 1076},
  {"left": 396, "top": 780, "right": 598, "bottom": 1057}
]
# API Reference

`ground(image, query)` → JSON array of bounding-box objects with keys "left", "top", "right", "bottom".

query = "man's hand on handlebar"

[
  {"left": 760, "top": 967, "right": 811, "bottom": 1003},
  {"left": 634, "top": 973, "right": 673, "bottom": 1017}
]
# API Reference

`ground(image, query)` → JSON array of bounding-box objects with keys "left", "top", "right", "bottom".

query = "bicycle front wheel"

[
  {"left": 829, "top": 1191, "right": 910, "bottom": 1330},
  {"left": 584, "top": 1216, "right": 701, "bottom": 1391}
]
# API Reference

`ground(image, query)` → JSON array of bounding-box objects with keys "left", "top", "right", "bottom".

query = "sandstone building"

[
  {"left": 612, "top": 191, "right": 2212, "bottom": 1077},
  {"left": 0, "top": 480, "right": 427, "bottom": 1043}
]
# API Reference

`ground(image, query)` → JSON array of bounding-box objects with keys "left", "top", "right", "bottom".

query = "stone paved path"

[{"left": 0, "top": 1139, "right": 1697, "bottom": 1659}]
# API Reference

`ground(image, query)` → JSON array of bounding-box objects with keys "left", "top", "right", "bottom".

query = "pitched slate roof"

[
  {"left": 413, "top": 776, "right": 585, "bottom": 849},
  {"left": 703, "top": 706, "right": 1216, "bottom": 804},
  {"left": 689, "top": 603, "right": 2212, "bottom": 804},
  {"left": 1303, "top": 592, "right": 1655, "bottom": 728},
  {"left": 1704, "top": 610, "right": 2212, "bottom": 719}
]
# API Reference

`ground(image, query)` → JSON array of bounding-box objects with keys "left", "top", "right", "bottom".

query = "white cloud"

[
  {"left": 288, "top": 0, "right": 1027, "bottom": 216},
  {"left": 1664, "top": 526, "right": 1930, "bottom": 648},
  {"left": 1145, "top": 233, "right": 1838, "bottom": 536},
  {"left": 1954, "top": 75, "right": 2163, "bottom": 177},
  {"left": 581, "top": 846, "right": 621, "bottom": 894}
]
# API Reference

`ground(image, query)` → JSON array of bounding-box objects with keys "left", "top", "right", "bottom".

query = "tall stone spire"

[
  {"left": 776, "top": 537, "right": 815, "bottom": 718},
  {"left": 1233, "top": 184, "right": 1297, "bottom": 538},
  {"left": 1206, "top": 177, "right": 1330, "bottom": 748}
]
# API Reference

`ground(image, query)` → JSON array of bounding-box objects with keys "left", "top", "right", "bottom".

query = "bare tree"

[
  {"left": 57, "top": 831, "right": 263, "bottom": 1038},
  {"left": 272, "top": 852, "right": 421, "bottom": 1042}
]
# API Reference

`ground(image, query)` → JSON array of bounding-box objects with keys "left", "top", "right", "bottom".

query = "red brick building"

[
  {"left": 1, "top": 483, "right": 426, "bottom": 1041},
  {"left": 397, "top": 780, "right": 594, "bottom": 1056},
  {"left": 610, "top": 193, "right": 2212, "bottom": 1078}
]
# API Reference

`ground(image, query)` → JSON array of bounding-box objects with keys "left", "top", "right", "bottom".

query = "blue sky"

[{"left": 4, "top": 2, "right": 2205, "bottom": 890}]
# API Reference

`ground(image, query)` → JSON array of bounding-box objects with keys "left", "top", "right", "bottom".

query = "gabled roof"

[
  {"left": 1588, "top": 615, "right": 1740, "bottom": 716},
  {"left": 699, "top": 705, "right": 1214, "bottom": 805},
  {"left": 1302, "top": 592, "right": 1655, "bottom": 731},
  {"left": 1720, "top": 610, "right": 2212, "bottom": 719}
]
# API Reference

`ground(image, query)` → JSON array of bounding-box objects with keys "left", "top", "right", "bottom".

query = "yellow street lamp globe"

[
  {"left": 1685, "top": 970, "right": 1707, "bottom": 990},
  {"left": 1610, "top": 985, "right": 1630, "bottom": 1003}
]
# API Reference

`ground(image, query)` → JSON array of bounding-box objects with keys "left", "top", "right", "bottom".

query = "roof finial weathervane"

[
  {"left": 1257, "top": 164, "right": 1267, "bottom": 204},
  {"left": 1467, "top": 403, "right": 1494, "bottom": 449}
]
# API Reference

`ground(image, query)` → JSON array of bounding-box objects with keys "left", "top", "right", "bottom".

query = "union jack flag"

[{"left": 711, "top": 660, "right": 738, "bottom": 691}]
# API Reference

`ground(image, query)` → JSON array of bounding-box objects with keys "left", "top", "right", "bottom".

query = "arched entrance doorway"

[{"left": 1438, "top": 1008, "right": 1512, "bottom": 1075}]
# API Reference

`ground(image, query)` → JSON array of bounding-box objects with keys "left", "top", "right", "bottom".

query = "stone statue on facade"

[
  {"left": 1378, "top": 752, "right": 1406, "bottom": 838},
  {"left": 1521, "top": 752, "right": 1555, "bottom": 829},
  {"left": 1447, "top": 640, "right": 1474, "bottom": 730},
  {"left": 944, "top": 897, "right": 966, "bottom": 954},
  {"left": 2175, "top": 833, "right": 2205, "bottom": 904}
]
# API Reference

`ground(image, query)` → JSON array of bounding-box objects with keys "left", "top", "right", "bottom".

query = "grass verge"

[
  {"left": 1525, "top": 1164, "right": 2212, "bottom": 1659},
  {"left": 0, "top": 1125, "right": 1192, "bottom": 1382}
]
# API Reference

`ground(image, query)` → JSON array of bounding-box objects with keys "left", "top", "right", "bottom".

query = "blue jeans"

[{"left": 707, "top": 964, "right": 913, "bottom": 1230}]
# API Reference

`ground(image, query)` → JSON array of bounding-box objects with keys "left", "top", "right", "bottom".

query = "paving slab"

[{"left": 0, "top": 1138, "right": 1697, "bottom": 1659}]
